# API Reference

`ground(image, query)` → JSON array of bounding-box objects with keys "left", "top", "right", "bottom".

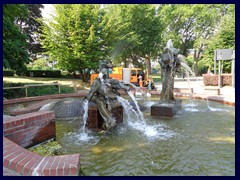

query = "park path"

[{"left": 155, "top": 76, "right": 235, "bottom": 104}]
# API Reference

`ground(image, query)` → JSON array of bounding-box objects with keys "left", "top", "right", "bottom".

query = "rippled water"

[{"left": 56, "top": 98, "right": 235, "bottom": 176}]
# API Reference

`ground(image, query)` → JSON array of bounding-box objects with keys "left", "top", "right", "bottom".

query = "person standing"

[{"left": 138, "top": 74, "right": 143, "bottom": 87}]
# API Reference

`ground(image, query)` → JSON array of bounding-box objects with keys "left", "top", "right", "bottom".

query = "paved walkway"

[{"left": 154, "top": 76, "right": 235, "bottom": 104}]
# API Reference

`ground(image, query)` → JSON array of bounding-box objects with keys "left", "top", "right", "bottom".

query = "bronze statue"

[
  {"left": 158, "top": 40, "right": 181, "bottom": 103},
  {"left": 85, "top": 60, "right": 130, "bottom": 130}
]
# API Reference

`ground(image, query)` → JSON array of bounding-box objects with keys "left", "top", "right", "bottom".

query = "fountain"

[
  {"left": 3, "top": 56, "right": 235, "bottom": 176},
  {"left": 84, "top": 60, "right": 131, "bottom": 131},
  {"left": 151, "top": 40, "right": 182, "bottom": 117}
]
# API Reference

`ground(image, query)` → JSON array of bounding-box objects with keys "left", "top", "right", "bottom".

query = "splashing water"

[
  {"left": 127, "top": 91, "right": 145, "bottom": 121},
  {"left": 207, "top": 98, "right": 230, "bottom": 112},
  {"left": 82, "top": 100, "right": 89, "bottom": 132},
  {"left": 117, "top": 96, "right": 175, "bottom": 140},
  {"left": 69, "top": 99, "right": 98, "bottom": 143},
  {"left": 117, "top": 96, "right": 143, "bottom": 122}
]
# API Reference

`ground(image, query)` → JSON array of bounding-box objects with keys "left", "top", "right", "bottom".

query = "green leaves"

[{"left": 40, "top": 4, "right": 106, "bottom": 76}]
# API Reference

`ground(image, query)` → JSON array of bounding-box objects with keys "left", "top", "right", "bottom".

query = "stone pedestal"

[
  {"left": 151, "top": 99, "right": 182, "bottom": 117},
  {"left": 87, "top": 103, "right": 123, "bottom": 131}
]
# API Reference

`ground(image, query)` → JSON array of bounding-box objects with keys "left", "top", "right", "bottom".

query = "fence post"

[
  {"left": 25, "top": 86, "right": 28, "bottom": 97},
  {"left": 58, "top": 84, "right": 61, "bottom": 94}
]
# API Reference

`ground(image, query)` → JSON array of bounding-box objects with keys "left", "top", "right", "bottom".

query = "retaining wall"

[
  {"left": 3, "top": 110, "right": 81, "bottom": 176},
  {"left": 3, "top": 111, "right": 55, "bottom": 148}
]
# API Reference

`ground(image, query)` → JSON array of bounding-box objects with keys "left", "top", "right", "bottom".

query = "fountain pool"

[{"left": 55, "top": 98, "right": 235, "bottom": 176}]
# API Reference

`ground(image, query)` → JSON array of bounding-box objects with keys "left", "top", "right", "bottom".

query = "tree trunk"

[
  {"left": 193, "top": 50, "right": 198, "bottom": 76},
  {"left": 145, "top": 58, "right": 151, "bottom": 77},
  {"left": 79, "top": 68, "right": 90, "bottom": 82},
  {"left": 193, "top": 43, "right": 204, "bottom": 76}
]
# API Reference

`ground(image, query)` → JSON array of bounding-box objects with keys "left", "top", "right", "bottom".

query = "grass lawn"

[
  {"left": 3, "top": 76, "right": 91, "bottom": 99},
  {"left": 3, "top": 76, "right": 90, "bottom": 88}
]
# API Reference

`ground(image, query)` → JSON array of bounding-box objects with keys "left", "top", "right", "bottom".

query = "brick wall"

[
  {"left": 3, "top": 137, "right": 81, "bottom": 176},
  {"left": 3, "top": 111, "right": 56, "bottom": 148}
]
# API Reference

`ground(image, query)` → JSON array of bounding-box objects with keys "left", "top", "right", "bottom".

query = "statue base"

[
  {"left": 151, "top": 99, "right": 182, "bottom": 117},
  {"left": 87, "top": 103, "right": 123, "bottom": 131}
]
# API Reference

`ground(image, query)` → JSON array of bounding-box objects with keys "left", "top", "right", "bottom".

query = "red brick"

[
  {"left": 3, "top": 142, "right": 17, "bottom": 152},
  {"left": 63, "top": 163, "right": 71, "bottom": 175},
  {"left": 58, "top": 156, "right": 68, "bottom": 176},
  {"left": 8, "top": 152, "right": 28, "bottom": 170},
  {"left": 10, "top": 121, "right": 16, "bottom": 127},
  {"left": 22, "top": 154, "right": 41, "bottom": 175},
  {"left": 70, "top": 166, "right": 78, "bottom": 176},
  {"left": 5, "top": 122, "right": 11, "bottom": 129},
  {"left": 42, "top": 156, "right": 55, "bottom": 176},
  {"left": 15, "top": 154, "right": 35, "bottom": 174},
  {"left": 49, "top": 168, "right": 57, "bottom": 176},
  {"left": 4, "top": 147, "right": 22, "bottom": 160}
]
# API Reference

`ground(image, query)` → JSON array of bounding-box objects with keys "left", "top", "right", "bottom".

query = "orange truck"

[
  {"left": 90, "top": 67, "right": 141, "bottom": 85},
  {"left": 90, "top": 67, "right": 154, "bottom": 88}
]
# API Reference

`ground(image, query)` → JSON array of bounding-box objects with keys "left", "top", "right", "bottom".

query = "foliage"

[
  {"left": 185, "top": 56, "right": 194, "bottom": 69},
  {"left": 3, "top": 4, "right": 29, "bottom": 75},
  {"left": 197, "top": 59, "right": 209, "bottom": 75},
  {"left": 39, "top": 4, "right": 107, "bottom": 82},
  {"left": 104, "top": 4, "right": 163, "bottom": 74},
  {"left": 159, "top": 4, "right": 226, "bottom": 55},
  {"left": 3, "top": 69, "right": 15, "bottom": 76},
  {"left": 3, "top": 4, "right": 44, "bottom": 75},
  {"left": 26, "top": 69, "right": 61, "bottom": 77},
  {"left": 27, "top": 58, "right": 46, "bottom": 69},
  {"left": 201, "top": 4, "right": 235, "bottom": 73},
  {"left": 28, "top": 140, "right": 62, "bottom": 156},
  {"left": 3, "top": 82, "right": 74, "bottom": 99},
  {"left": 16, "top": 4, "right": 44, "bottom": 60}
]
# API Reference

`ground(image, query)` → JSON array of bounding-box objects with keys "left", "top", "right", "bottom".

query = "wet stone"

[
  {"left": 87, "top": 103, "right": 123, "bottom": 131},
  {"left": 151, "top": 99, "right": 182, "bottom": 117}
]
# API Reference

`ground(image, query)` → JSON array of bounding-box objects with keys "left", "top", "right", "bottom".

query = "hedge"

[
  {"left": 3, "top": 70, "right": 15, "bottom": 76},
  {"left": 203, "top": 74, "right": 232, "bottom": 86},
  {"left": 26, "top": 70, "right": 61, "bottom": 78},
  {"left": 3, "top": 82, "right": 75, "bottom": 99}
]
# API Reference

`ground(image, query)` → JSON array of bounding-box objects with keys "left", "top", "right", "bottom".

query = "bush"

[
  {"left": 3, "top": 82, "right": 75, "bottom": 99},
  {"left": 203, "top": 74, "right": 232, "bottom": 86},
  {"left": 198, "top": 60, "right": 209, "bottom": 75},
  {"left": 26, "top": 69, "right": 61, "bottom": 78},
  {"left": 28, "top": 140, "right": 62, "bottom": 156},
  {"left": 3, "top": 69, "right": 15, "bottom": 76}
]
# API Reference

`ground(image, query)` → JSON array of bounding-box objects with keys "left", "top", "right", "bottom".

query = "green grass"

[
  {"left": 152, "top": 74, "right": 161, "bottom": 83},
  {"left": 3, "top": 76, "right": 86, "bottom": 99}
]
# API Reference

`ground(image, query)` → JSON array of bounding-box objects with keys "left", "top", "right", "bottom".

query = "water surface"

[{"left": 56, "top": 98, "right": 235, "bottom": 176}]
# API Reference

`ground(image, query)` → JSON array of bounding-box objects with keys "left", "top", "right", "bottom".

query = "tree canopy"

[
  {"left": 3, "top": 4, "right": 235, "bottom": 78},
  {"left": 3, "top": 4, "right": 44, "bottom": 75}
]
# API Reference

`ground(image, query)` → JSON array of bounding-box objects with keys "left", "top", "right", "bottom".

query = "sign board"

[{"left": 215, "top": 49, "right": 234, "bottom": 60}]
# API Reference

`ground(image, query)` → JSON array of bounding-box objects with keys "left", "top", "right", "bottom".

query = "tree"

[
  {"left": 201, "top": 4, "right": 235, "bottom": 73},
  {"left": 158, "top": 4, "right": 229, "bottom": 75},
  {"left": 3, "top": 4, "right": 29, "bottom": 75},
  {"left": 16, "top": 4, "right": 44, "bottom": 60},
  {"left": 40, "top": 4, "right": 108, "bottom": 82},
  {"left": 104, "top": 4, "right": 163, "bottom": 75}
]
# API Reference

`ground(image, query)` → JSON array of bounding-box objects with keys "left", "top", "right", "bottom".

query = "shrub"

[
  {"left": 203, "top": 74, "right": 232, "bottom": 86},
  {"left": 3, "top": 69, "right": 15, "bottom": 76},
  {"left": 3, "top": 82, "right": 75, "bottom": 99},
  {"left": 26, "top": 69, "right": 61, "bottom": 78},
  {"left": 28, "top": 140, "right": 62, "bottom": 156}
]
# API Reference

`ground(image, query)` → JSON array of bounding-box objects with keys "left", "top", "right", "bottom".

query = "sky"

[{"left": 41, "top": 4, "right": 55, "bottom": 20}]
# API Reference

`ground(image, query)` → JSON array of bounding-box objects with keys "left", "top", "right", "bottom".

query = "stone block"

[
  {"left": 151, "top": 99, "right": 182, "bottom": 117},
  {"left": 87, "top": 103, "right": 123, "bottom": 131}
]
